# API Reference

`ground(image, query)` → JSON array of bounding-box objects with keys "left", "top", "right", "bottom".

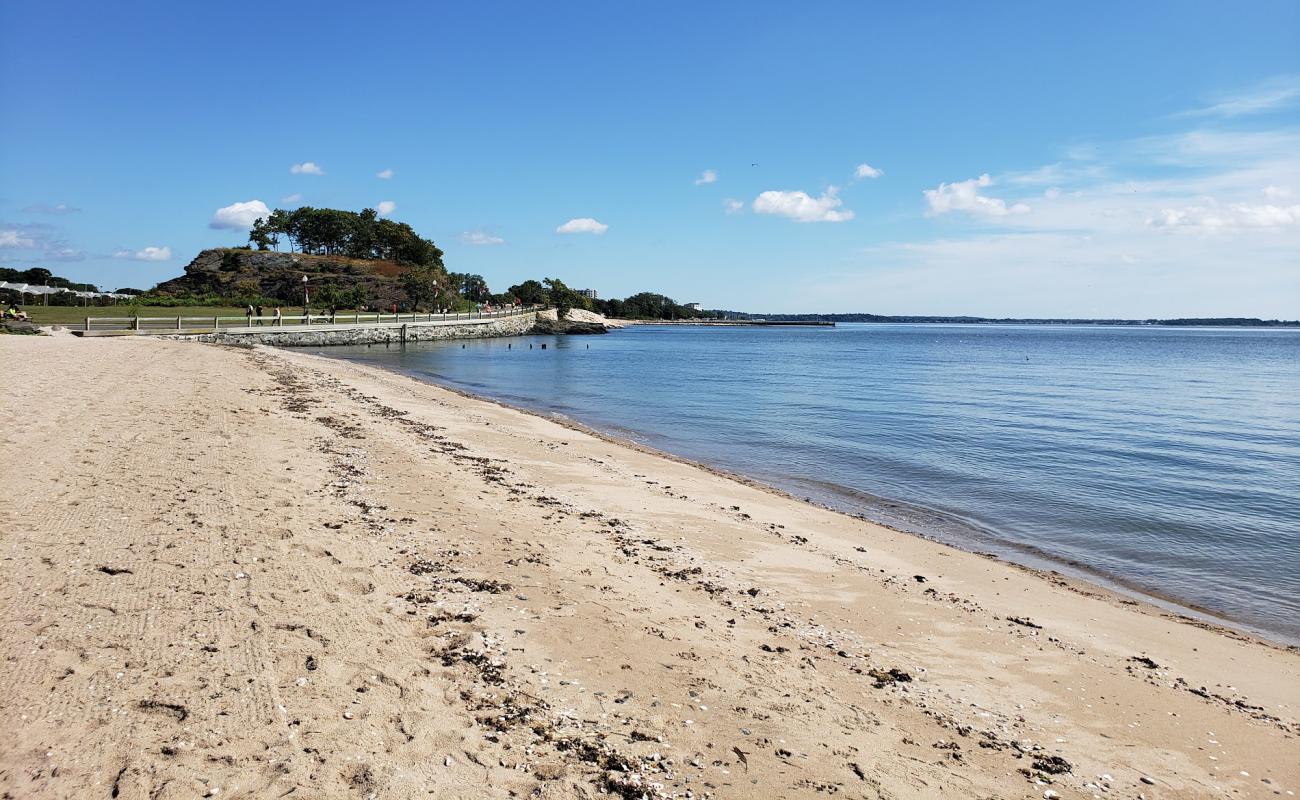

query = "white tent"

[{"left": 1, "top": 282, "right": 133, "bottom": 301}]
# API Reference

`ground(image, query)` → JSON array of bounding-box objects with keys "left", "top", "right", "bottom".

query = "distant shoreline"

[{"left": 674, "top": 314, "right": 1300, "bottom": 327}]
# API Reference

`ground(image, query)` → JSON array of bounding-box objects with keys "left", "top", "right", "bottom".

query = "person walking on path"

[
  {"left": 255, "top": 304, "right": 264, "bottom": 325},
  {"left": 274, "top": 306, "right": 282, "bottom": 326},
  {"left": 245, "top": 304, "right": 254, "bottom": 325}
]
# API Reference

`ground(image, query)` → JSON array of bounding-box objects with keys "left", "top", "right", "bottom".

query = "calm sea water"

[{"left": 324, "top": 324, "right": 1300, "bottom": 644}]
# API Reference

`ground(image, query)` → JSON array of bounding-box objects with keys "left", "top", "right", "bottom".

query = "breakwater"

[{"left": 185, "top": 312, "right": 538, "bottom": 346}]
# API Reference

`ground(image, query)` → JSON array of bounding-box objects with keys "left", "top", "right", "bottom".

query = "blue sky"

[{"left": 2, "top": 1, "right": 1298, "bottom": 316}]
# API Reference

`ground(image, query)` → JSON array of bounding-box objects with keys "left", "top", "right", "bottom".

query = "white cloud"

[
  {"left": 724, "top": 198, "right": 744, "bottom": 215},
  {"left": 924, "top": 174, "right": 1030, "bottom": 217},
  {"left": 0, "top": 222, "right": 84, "bottom": 261},
  {"left": 42, "top": 248, "right": 84, "bottom": 262},
  {"left": 752, "top": 187, "right": 854, "bottom": 223},
  {"left": 1002, "top": 162, "right": 1106, "bottom": 186},
  {"left": 1178, "top": 75, "right": 1300, "bottom": 119},
  {"left": 281, "top": 193, "right": 303, "bottom": 204},
  {"left": 375, "top": 201, "right": 397, "bottom": 217},
  {"left": 695, "top": 169, "right": 717, "bottom": 185},
  {"left": 556, "top": 217, "right": 608, "bottom": 235},
  {"left": 0, "top": 228, "right": 35, "bottom": 248},
  {"left": 460, "top": 230, "right": 505, "bottom": 246},
  {"left": 113, "top": 246, "right": 172, "bottom": 261},
  {"left": 854, "top": 163, "right": 883, "bottom": 179},
  {"left": 1147, "top": 202, "right": 1300, "bottom": 231},
  {"left": 807, "top": 227, "right": 1298, "bottom": 318},
  {"left": 792, "top": 124, "right": 1300, "bottom": 317},
  {"left": 290, "top": 161, "right": 324, "bottom": 175},
  {"left": 22, "top": 202, "right": 81, "bottom": 215},
  {"left": 209, "top": 200, "right": 271, "bottom": 230},
  {"left": 377, "top": 168, "right": 394, "bottom": 179}
]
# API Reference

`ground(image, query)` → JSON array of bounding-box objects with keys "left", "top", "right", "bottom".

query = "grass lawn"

[{"left": 23, "top": 305, "right": 250, "bottom": 326}]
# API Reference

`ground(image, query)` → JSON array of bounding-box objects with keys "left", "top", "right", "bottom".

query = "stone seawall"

[{"left": 177, "top": 313, "right": 538, "bottom": 347}]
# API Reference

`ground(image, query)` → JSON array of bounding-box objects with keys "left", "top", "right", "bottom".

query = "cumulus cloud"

[
  {"left": 113, "top": 246, "right": 172, "bottom": 261},
  {"left": 854, "top": 163, "right": 883, "bottom": 179},
  {"left": 784, "top": 120, "right": 1300, "bottom": 317},
  {"left": 752, "top": 187, "right": 854, "bottom": 222},
  {"left": 22, "top": 202, "right": 81, "bottom": 215},
  {"left": 460, "top": 230, "right": 505, "bottom": 246},
  {"left": 924, "top": 174, "right": 1030, "bottom": 217},
  {"left": 1147, "top": 202, "right": 1300, "bottom": 231},
  {"left": 209, "top": 200, "right": 271, "bottom": 230},
  {"left": 556, "top": 217, "right": 608, "bottom": 235},
  {"left": 290, "top": 161, "right": 324, "bottom": 175},
  {"left": 724, "top": 198, "right": 744, "bottom": 215},
  {"left": 377, "top": 168, "right": 394, "bottom": 179},
  {"left": 375, "top": 201, "right": 396, "bottom": 217},
  {"left": 695, "top": 169, "right": 717, "bottom": 185}
]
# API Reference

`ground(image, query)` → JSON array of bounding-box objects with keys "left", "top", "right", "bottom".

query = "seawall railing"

[{"left": 78, "top": 305, "right": 544, "bottom": 335}]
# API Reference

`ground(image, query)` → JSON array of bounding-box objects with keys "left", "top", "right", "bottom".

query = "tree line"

[
  {"left": 248, "top": 206, "right": 446, "bottom": 268},
  {"left": 454, "top": 273, "right": 705, "bottom": 320},
  {"left": 0, "top": 266, "right": 101, "bottom": 293}
]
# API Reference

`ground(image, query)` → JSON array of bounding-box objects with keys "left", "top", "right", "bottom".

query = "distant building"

[
  {"left": 684, "top": 302, "right": 701, "bottom": 310},
  {"left": 578, "top": 288, "right": 599, "bottom": 299}
]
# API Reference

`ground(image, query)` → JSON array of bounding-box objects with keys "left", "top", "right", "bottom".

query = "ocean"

[{"left": 323, "top": 323, "right": 1300, "bottom": 644}]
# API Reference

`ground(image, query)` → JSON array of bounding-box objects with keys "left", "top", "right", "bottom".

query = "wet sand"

[{"left": 2, "top": 335, "right": 1297, "bottom": 799}]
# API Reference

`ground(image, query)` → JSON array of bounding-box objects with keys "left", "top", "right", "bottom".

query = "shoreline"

[
  {"left": 4, "top": 335, "right": 1298, "bottom": 799},
  {"left": 329, "top": 349, "right": 1297, "bottom": 651}
]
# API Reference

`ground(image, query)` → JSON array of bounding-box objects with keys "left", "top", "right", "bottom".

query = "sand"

[{"left": 1, "top": 334, "right": 1297, "bottom": 799}]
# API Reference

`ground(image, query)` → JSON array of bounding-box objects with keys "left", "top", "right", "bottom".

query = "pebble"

[
  {"left": 1140, "top": 776, "right": 1155, "bottom": 785},
  {"left": 1044, "top": 791, "right": 1060, "bottom": 799},
  {"left": 342, "top": 711, "right": 354, "bottom": 720}
]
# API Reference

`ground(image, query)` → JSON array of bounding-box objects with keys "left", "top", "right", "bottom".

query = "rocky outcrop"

[
  {"left": 532, "top": 308, "right": 611, "bottom": 334},
  {"left": 153, "top": 248, "right": 410, "bottom": 308},
  {"left": 530, "top": 317, "right": 607, "bottom": 335}
]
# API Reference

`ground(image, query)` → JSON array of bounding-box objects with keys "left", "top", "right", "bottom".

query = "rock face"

[
  {"left": 530, "top": 317, "right": 607, "bottom": 335},
  {"left": 154, "top": 248, "right": 410, "bottom": 308},
  {"left": 532, "top": 308, "right": 611, "bottom": 334}
]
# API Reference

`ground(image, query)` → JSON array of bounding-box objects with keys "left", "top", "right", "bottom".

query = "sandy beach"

[{"left": 1, "top": 335, "right": 1297, "bottom": 800}]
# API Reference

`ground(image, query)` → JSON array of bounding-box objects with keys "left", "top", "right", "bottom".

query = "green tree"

[
  {"left": 402, "top": 264, "right": 456, "bottom": 311},
  {"left": 248, "top": 206, "right": 445, "bottom": 268},
  {"left": 507, "top": 279, "right": 547, "bottom": 305},
  {"left": 542, "top": 277, "right": 592, "bottom": 318},
  {"left": 455, "top": 273, "right": 491, "bottom": 303}
]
